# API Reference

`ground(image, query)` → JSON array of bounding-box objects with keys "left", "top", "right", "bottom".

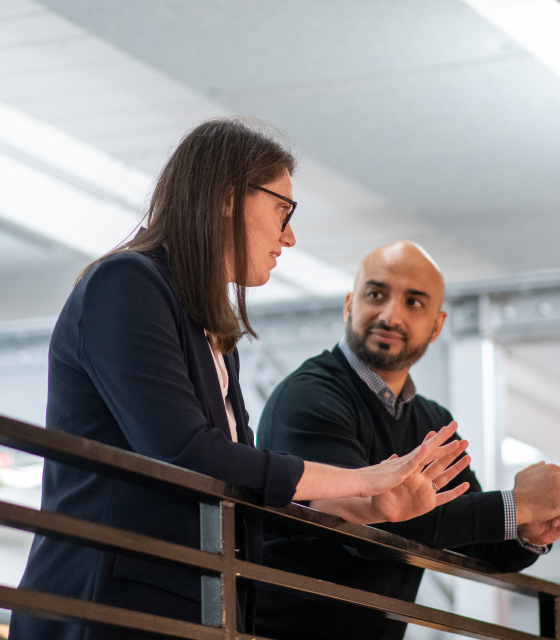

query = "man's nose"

[{"left": 378, "top": 299, "right": 402, "bottom": 327}]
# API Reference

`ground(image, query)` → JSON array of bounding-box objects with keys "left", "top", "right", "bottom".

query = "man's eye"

[
  {"left": 408, "top": 298, "right": 422, "bottom": 307},
  {"left": 368, "top": 291, "right": 382, "bottom": 299}
]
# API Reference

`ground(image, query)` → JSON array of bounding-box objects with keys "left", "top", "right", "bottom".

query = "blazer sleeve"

[
  {"left": 259, "top": 370, "right": 539, "bottom": 572},
  {"left": 78, "top": 255, "right": 304, "bottom": 507}
]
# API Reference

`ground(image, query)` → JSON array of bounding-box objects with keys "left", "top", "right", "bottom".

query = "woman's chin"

[{"left": 246, "top": 272, "right": 271, "bottom": 288}]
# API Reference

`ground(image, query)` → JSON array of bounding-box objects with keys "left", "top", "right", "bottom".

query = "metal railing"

[{"left": 0, "top": 414, "right": 559, "bottom": 640}]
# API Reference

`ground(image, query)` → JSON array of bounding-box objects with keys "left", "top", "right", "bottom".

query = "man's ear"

[
  {"left": 343, "top": 292, "right": 353, "bottom": 323},
  {"left": 430, "top": 310, "right": 447, "bottom": 343}
]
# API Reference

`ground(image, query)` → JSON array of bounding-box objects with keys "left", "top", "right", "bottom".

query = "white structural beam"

[{"left": 461, "top": 0, "right": 560, "bottom": 78}]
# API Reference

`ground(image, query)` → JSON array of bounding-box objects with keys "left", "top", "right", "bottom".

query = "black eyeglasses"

[{"left": 248, "top": 183, "right": 297, "bottom": 232}]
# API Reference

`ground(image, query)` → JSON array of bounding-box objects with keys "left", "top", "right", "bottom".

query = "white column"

[
  {"left": 449, "top": 337, "right": 506, "bottom": 490},
  {"left": 448, "top": 336, "right": 508, "bottom": 627}
]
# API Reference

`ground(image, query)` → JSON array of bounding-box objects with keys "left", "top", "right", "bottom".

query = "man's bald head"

[
  {"left": 354, "top": 241, "right": 445, "bottom": 310},
  {"left": 344, "top": 241, "right": 447, "bottom": 375}
]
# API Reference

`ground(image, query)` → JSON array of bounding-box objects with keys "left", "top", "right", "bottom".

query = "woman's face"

[{"left": 228, "top": 169, "right": 296, "bottom": 287}]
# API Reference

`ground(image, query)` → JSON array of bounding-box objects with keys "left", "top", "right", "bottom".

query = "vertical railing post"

[
  {"left": 200, "top": 499, "right": 223, "bottom": 629},
  {"left": 220, "top": 500, "right": 238, "bottom": 638},
  {"left": 539, "top": 593, "right": 560, "bottom": 639},
  {"left": 200, "top": 499, "right": 237, "bottom": 637}
]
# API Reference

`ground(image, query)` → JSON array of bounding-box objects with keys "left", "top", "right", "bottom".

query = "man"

[{"left": 255, "top": 241, "right": 560, "bottom": 640}]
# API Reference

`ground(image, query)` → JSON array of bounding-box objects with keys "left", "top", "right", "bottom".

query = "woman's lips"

[{"left": 369, "top": 329, "right": 404, "bottom": 345}]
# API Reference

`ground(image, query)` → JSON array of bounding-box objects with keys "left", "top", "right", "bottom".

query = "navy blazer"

[{"left": 10, "top": 248, "right": 304, "bottom": 640}]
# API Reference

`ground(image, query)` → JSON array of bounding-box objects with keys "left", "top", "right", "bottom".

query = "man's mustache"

[{"left": 366, "top": 321, "right": 408, "bottom": 340}]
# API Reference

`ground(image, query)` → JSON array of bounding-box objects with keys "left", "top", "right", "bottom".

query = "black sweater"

[{"left": 255, "top": 346, "right": 539, "bottom": 640}]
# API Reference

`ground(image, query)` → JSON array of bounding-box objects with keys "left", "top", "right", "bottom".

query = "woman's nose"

[{"left": 281, "top": 223, "right": 296, "bottom": 247}]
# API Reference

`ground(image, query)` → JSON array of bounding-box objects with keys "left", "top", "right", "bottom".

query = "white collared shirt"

[{"left": 205, "top": 333, "right": 238, "bottom": 442}]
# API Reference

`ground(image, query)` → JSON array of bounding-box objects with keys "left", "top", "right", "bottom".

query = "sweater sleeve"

[
  {"left": 258, "top": 367, "right": 539, "bottom": 572},
  {"left": 79, "top": 255, "right": 303, "bottom": 507}
]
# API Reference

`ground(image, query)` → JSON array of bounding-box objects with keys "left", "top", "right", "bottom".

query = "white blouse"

[{"left": 205, "top": 333, "right": 238, "bottom": 442}]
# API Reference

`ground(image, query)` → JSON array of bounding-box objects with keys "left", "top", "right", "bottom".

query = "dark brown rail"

[
  {"left": 0, "top": 501, "right": 547, "bottom": 640},
  {"left": 0, "top": 413, "right": 558, "bottom": 639}
]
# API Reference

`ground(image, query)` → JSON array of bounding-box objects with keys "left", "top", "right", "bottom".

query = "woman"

[{"left": 9, "top": 118, "right": 469, "bottom": 639}]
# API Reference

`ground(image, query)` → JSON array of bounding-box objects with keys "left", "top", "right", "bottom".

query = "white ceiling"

[
  {"left": 29, "top": 0, "right": 560, "bottom": 274},
  {"left": 1, "top": 0, "right": 560, "bottom": 321}
]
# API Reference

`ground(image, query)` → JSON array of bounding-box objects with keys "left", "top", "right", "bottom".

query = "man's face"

[{"left": 343, "top": 250, "right": 446, "bottom": 373}]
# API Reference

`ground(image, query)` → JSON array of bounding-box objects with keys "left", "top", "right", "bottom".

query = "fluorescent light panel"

[
  {"left": 461, "top": 0, "right": 560, "bottom": 78},
  {"left": 0, "top": 149, "right": 139, "bottom": 257},
  {"left": 0, "top": 102, "right": 153, "bottom": 209}
]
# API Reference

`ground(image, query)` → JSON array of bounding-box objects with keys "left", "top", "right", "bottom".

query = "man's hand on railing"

[
  {"left": 518, "top": 517, "right": 560, "bottom": 546},
  {"left": 299, "top": 422, "right": 471, "bottom": 524},
  {"left": 514, "top": 461, "right": 560, "bottom": 545}
]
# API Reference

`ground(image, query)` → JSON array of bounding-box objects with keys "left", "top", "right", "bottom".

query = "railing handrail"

[
  {"left": 0, "top": 413, "right": 558, "bottom": 640},
  {"left": 0, "top": 414, "right": 555, "bottom": 597}
]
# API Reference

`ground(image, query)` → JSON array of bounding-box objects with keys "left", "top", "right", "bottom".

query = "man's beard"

[{"left": 345, "top": 312, "right": 432, "bottom": 372}]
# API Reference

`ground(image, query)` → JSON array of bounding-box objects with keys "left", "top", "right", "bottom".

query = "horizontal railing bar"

[
  {"left": 237, "top": 560, "right": 543, "bottom": 640},
  {"left": 0, "top": 414, "right": 254, "bottom": 504},
  {"left": 0, "top": 499, "right": 548, "bottom": 640},
  {"left": 261, "top": 504, "right": 560, "bottom": 598},
  {"left": 0, "top": 570, "right": 546, "bottom": 640},
  {"left": 0, "top": 585, "right": 277, "bottom": 640},
  {"left": 0, "top": 500, "right": 223, "bottom": 574},
  {"left": 1, "top": 415, "right": 558, "bottom": 599},
  {"left": 0, "top": 585, "right": 224, "bottom": 639}
]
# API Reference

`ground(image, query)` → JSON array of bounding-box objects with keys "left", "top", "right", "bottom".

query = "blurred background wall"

[{"left": 1, "top": 0, "right": 560, "bottom": 637}]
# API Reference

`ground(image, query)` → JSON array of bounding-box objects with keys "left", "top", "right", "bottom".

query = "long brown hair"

[{"left": 80, "top": 117, "right": 296, "bottom": 353}]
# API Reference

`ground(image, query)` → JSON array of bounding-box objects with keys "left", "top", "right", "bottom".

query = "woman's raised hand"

[
  {"left": 297, "top": 422, "right": 470, "bottom": 524},
  {"left": 355, "top": 422, "right": 471, "bottom": 523},
  {"left": 354, "top": 421, "right": 467, "bottom": 498}
]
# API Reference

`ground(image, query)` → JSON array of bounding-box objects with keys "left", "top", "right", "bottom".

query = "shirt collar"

[{"left": 338, "top": 335, "right": 416, "bottom": 417}]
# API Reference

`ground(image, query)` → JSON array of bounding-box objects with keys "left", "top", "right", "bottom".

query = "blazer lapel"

[
  {"left": 224, "top": 354, "right": 251, "bottom": 446},
  {"left": 190, "top": 324, "right": 233, "bottom": 440}
]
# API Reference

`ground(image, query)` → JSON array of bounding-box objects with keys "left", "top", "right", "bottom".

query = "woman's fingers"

[
  {"left": 435, "top": 421, "right": 458, "bottom": 440},
  {"left": 415, "top": 422, "right": 460, "bottom": 461},
  {"left": 422, "top": 441, "right": 469, "bottom": 479},
  {"left": 412, "top": 436, "right": 465, "bottom": 471},
  {"left": 431, "top": 455, "right": 471, "bottom": 490},
  {"left": 434, "top": 482, "right": 470, "bottom": 507},
  {"left": 430, "top": 438, "right": 467, "bottom": 462},
  {"left": 387, "top": 425, "right": 462, "bottom": 480},
  {"left": 366, "top": 423, "right": 465, "bottom": 495},
  {"left": 379, "top": 454, "right": 399, "bottom": 463}
]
